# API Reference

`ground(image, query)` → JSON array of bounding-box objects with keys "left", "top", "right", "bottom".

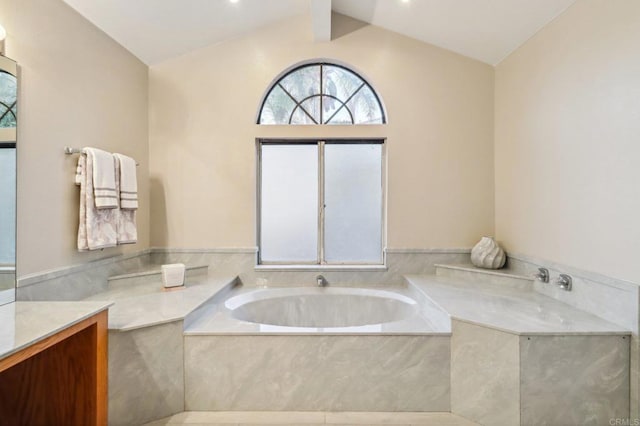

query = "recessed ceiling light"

[
  {"left": 229, "top": 0, "right": 239, "bottom": 3},
  {"left": 401, "top": 0, "right": 410, "bottom": 3}
]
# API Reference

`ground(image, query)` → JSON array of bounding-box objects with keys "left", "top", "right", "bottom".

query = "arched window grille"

[
  {"left": 258, "top": 62, "right": 386, "bottom": 125},
  {"left": 0, "top": 71, "right": 17, "bottom": 128}
]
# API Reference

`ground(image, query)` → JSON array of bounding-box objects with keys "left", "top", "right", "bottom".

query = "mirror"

[{"left": 0, "top": 55, "right": 16, "bottom": 306}]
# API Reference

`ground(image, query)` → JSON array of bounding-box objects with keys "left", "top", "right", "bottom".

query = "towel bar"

[{"left": 64, "top": 146, "right": 139, "bottom": 166}]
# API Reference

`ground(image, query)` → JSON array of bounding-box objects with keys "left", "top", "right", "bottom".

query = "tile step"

[
  {"left": 435, "top": 263, "right": 532, "bottom": 281},
  {"left": 108, "top": 264, "right": 209, "bottom": 282},
  {"left": 435, "top": 263, "right": 533, "bottom": 289}
]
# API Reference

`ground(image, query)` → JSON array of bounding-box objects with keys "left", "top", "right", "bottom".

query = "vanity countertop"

[
  {"left": 84, "top": 275, "right": 238, "bottom": 331},
  {"left": 406, "top": 275, "right": 630, "bottom": 336},
  {"left": 0, "top": 301, "right": 112, "bottom": 361}
]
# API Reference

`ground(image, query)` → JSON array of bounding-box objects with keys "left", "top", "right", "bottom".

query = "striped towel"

[
  {"left": 75, "top": 153, "right": 117, "bottom": 251},
  {"left": 114, "top": 153, "right": 138, "bottom": 210},
  {"left": 83, "top": 147, "right": 118, "bottom": 209},
  {"left": 114, "top": 156, "right": 138, "bottom": 245}
]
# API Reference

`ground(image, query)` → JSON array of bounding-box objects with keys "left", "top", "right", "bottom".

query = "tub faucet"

[
  {"left": 316, "top": 275, "right": 327, "bottom": 287},
  {"left": 555, "top": 274, "right": 572, "bottom": 291},
  {"left": 534, "top": 267, "right": 549, "bottom": 283}
]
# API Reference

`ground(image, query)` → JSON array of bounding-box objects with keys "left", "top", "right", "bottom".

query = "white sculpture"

[{"left": 471, "top": 236, "right": 506, "bottom": 269}]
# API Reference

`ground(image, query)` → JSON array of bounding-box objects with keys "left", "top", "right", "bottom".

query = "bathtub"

[
  {"left": 183, "top": 285, "right": 451, "bottom": 411},
  {"left": 222, "top": 287, "right": 429, "bottom": 332},
  {"left": 186, "top": 286, "right": 447, "bottom": 334}
]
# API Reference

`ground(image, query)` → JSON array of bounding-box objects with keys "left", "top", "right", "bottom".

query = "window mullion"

[
  {"left": 319, "top": 65, "right": 323, "bottom": 125},
  {"left": 318, "top": 141, "right": 325, "bottom": 265}
]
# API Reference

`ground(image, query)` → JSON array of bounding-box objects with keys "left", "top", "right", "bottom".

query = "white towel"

[
  {"left": 115, "top": 159, "right": 138, "bottom": 245},
  {"left": 113, "top": 153, "right": 138, "bottom": 210},
  {"left": 83, "top": 147, "right": 118, "bottom": 209},
  {"left": 76, "top": 154, "right": 118, "bottom": 251}
]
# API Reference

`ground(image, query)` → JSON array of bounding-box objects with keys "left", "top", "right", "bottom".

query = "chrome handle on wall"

[
  {"left": 534, "top": 267, "right": 549, "bottom": 283},
  {"left": 555, "top": 274, "right": 572, "bottom": 291}
]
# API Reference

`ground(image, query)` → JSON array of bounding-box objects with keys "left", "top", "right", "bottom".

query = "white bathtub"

[
  {"left": 226, "top": 287, "right": 417, "bottom": 328},
  {"left": 187, "top": 286, "right": 446, "bottom": 335}
]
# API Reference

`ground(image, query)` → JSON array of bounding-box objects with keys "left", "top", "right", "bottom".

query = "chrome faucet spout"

[{"left": 316, "top": 275, "right": 327, "bottom": 287}]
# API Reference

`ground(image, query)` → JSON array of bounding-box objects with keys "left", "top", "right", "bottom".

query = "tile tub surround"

[
  {"left": 450, "top": 321, "right": 520, "bottom": 426},
  {"left": 520, "top": 334, "right": 629, "bottom": 425},
  {"left": 13, "top": 247, "right": 636, "bottom": 421},
  {"left": 183, "top": 285, "right": 451, "bottom": 412},
  {"left": 16, "top": 250, "right": 152, "bottom": 301},
  {"left": 149, "top": 248, "right": 472, "bottom": 287},
  {"left": 451, "top": 320, "right": 630, "bottom": 426},
  {"left": 406, "top": 276, "right": 631, "bottom": 425},
  {"left": 506, "top": 252, "right": 640, "bottom": 419},
  {"left": 109, "top": 321, "right": 185, "bottom": 426},
  {"left": 84, "top": 275, "right": 237, "bottom": 331},
  {"left": 15, "top": 247, "right": 471, "bottom": 299},
  {"left": 506, "top": 253, "right": 639, "bottom": 335},
  {"left": 184, "top": 335, "right": 451, "bottom": 412},
  {"left": 406, "top": 275, "right": 630, "bottom": 335},
  {"left": 78, "top": 268, "right": 236, "bottom": 425}
]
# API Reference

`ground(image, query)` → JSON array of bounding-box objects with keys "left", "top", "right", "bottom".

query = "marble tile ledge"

[
  {"left": 83, "top": 275, "right": 238, "bottom": 331},
  {"left": 0, "top": 301, "right": 112, "bottom": 360},
  {"left": 108, "top": 264, "right": 209, "bottom": 282},
  {"left": 406, "top": 275, "right": 630, "bottom": 336},
  {"left": 434, "top": 263, "right": 533, "bottom": 282}
]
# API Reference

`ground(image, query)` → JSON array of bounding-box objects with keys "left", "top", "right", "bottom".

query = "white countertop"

[
  {"left": 0, "top": 301, "right": 112, "bottom": 361},
  {"left": 406, "top": 275, "right": 630, "bottom": 336},
  {"left": 84, "top": 275, "right": 238, "bottom": 331}
]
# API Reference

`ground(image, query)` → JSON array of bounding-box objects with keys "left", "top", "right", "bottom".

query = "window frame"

[
  {"left": 256, "top": 138, "right": 387, "bottom": 268},
  {"left": 256, "top": 61, "right": 387, "bottom": 125}
]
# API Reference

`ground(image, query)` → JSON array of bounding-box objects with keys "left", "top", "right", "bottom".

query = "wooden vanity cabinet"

[{"left": 0, "top": 310, "right": 107, "bottom": 425}]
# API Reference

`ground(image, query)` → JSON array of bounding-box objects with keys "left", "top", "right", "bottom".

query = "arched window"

[
  {"left": 258, "top": 62, "right": 386, "bottom": 125},
  {"left": 0, "top": 71, "right": 17, "bottom": 128}
]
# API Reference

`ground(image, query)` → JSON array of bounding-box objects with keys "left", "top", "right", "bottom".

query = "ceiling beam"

[{"left": 311, "top": 0, "right": 332, "bottom": 42}]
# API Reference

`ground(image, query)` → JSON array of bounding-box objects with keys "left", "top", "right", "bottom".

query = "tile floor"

[{"left": 144, "top": 411, "right": 478, "bottom": 426}]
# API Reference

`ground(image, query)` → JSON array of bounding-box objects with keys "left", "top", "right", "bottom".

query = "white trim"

[
  {"left": 255, "top": 264, "right": 388, "bottom": 272},
  {"left": 150, "top": 247, "right": 258, "bottom": 254}
]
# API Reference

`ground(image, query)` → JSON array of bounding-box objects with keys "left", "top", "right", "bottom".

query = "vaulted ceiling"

[{"left": 62, "top": 0, "right": 576, "bottom": 66}]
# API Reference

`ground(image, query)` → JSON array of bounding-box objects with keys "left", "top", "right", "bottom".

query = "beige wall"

[
  {"left": 149, "top": 14, "right": 494, "bottom": 250},
  {"left": 495, "top": 0, "right": 640, "bottom": 283},
  {"left": 0, "top": 0, "right": 150, "bottom": 276}
]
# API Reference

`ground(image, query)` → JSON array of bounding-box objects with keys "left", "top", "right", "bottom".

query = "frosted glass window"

[
  {"left": 324, "top": 144, "right": 382, "bottom": 263},
  {"left": 0, "top": 148, "right": 15, "bottom": 264},
  {"left": 260, "top": 144, "right": 318, "bottom": 262},
  {"left": 258, "top": 140, "right": 384, "bottom": 265},
  {"left": 258, "top": 63, "right": 385, "bottom": 125}
]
